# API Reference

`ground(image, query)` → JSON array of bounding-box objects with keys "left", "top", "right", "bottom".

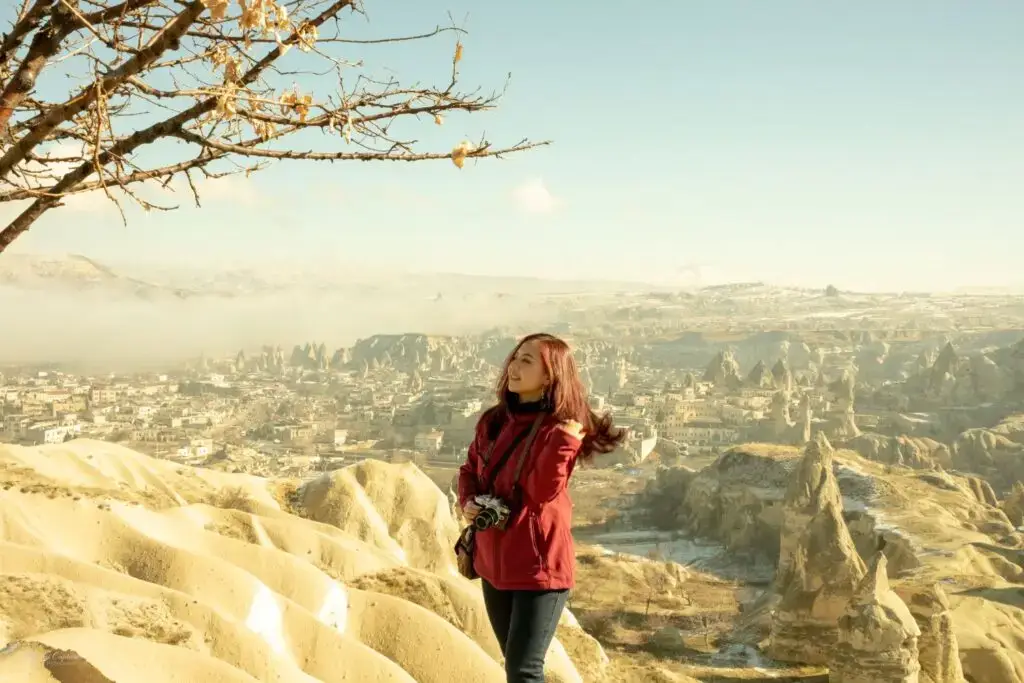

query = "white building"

[
  {"left": 414, "top": 430, "right": 444, "bottom": 455},
  {"left": 26, "top": 422, "right": 78, "bottom": 445}
]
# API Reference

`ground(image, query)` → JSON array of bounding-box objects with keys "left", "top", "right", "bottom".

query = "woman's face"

[{"left": 507, "top": 340, "right": 549, "bottom": 399}]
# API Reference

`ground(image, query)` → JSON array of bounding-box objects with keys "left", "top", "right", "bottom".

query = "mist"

[{"left": 0, "top": 282, "right": 575, "bottom": 371}]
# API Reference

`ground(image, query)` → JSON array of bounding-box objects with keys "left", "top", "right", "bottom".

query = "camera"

[{"left": 473, "top": 494, "right": 511, "bottom": 531}]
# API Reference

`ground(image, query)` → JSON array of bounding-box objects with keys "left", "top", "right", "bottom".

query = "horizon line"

[{"left": 4, "top": 249, "right": 1024, "bottom": 297}]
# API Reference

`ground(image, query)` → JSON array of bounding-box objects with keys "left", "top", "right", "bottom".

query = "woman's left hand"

[{"left": 557, "top": 420, "right": 585, "bottom": 439}]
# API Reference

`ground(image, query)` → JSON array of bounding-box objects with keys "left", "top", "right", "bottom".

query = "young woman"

[{"left": 457, "top": 333, "right": 625, "bottom": 683}]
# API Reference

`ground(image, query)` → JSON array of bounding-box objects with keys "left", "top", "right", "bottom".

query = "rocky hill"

[
  {"left": 647, "top": 438, "right": 1024, "bottom": 682},
  {"left": 0, "top": 440, "right": 605, "bottom": 682},
  {"left": 0, "top": 253, "right": 210, "bottom": 300}
]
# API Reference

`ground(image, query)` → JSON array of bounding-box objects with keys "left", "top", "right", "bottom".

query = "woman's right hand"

[{"left": 462, "top": 501, "right": 482, "bottom": 522}]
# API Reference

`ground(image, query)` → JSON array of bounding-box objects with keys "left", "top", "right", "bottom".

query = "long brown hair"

[{"left": 481, "top": 333, "right": 626, "bottom": 463}]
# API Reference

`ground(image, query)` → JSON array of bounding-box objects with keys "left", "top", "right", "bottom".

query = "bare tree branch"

[
  {"left": 0, "top": 0, "right": 548, "bottom": 254},
  {"left": 174, "top": 127, "right": 546, "bottom": 162},
  {"left": 0, "top": 0, "right": 158, "bottom": 135},
  {"left": 0, "top": 2, "right": 82, "bottom": 137},
  {"left": 0, "top": 0, "right": 205, "bottom": 174},
  {"left": 0, "top": 0, "right": 53, "bottom": 71}
]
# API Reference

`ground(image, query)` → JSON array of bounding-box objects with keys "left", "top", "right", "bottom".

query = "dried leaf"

[
  {"left": 297, "top": 22, "right": 319, "bottom": 52},
  {"left": 223, "top": 59, "right": 240, "bottom": 84},
  {"left": 274, "top": 3, "right": 289, "bottom": 30},
  {"left": 434, "top": 114, "right": 443, "bottom": 126},
  {"left": 294, "top": 93, "right": 312, "bottom": 121},
  {"left": 454, "top": 42, "right": 463, "bottom": 64},
  {"left": 209, "top": 44, "right": 230, "bottom": 65},
  {"left": 240, "top": 0, "right": 274, "bottom": 33},
  {"left": 201, "top": 0, "right": 229, "bottom": 21},
  {"left": 451, "top": 140, "right": 472, "bottom": 169},
  {"left": 278, "top": 91, "right": 296, "bottom": 115},
  {"left": 252, "top": 119, "right": 274, "bottom": 140},
  {"left": 216, "top": 84, "right": 238, "bottom": 119}
]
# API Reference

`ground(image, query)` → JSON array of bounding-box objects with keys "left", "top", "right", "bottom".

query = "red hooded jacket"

[{"left": 457, "top": 407, "right": 582, "bottom": 591}]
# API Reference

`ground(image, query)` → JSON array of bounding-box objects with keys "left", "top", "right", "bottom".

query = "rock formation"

[
  {"left": 962, "top": 476, "right": 999, "bottom": 507},
  {"left": 822, "top": 369, "right": 860, "bottom": 440},
  {"left": 1008, "top": 337, "right": 1024, "bottom": 388},
  {"left": 769, "top": 390, "right": 793, "bottom": 437},
  {"left": 746, "top": 360, "right": 773, "bottom": 388},
  {"left": 910, "top": 341, "right": 1019, "bottom": 406},
  {"left": 855, "top": 339, "right": 890, "bottom": 375},
  {"left": 345, "top": 334, "right": 470, "bottom": 375},
  {"left": 797, "top": 393, "right": 812, "bottom": 444},
  {"left": 703, "top": 350, "right": 742, "bottom": 389},
  {"left": 1002, "top": 482, "right": 1024, "bottom": 528},
  {"left": 670, "top": 441, "right": 1023, "bottom": 681},
  {"left": 642, "top": 465, "right": 699, "bottom": 529},
  {"left": 846, "top": 434, "right": 951, "bottom": 470},
  {"left": 772, "top": 358, "right": 793, "bottom": 393},
  {"left": 969, "top": 354, "right": 1014, "bottom": 401},
  {"left": 894, "top": 583, "right": 965, "bottom": 683},
  {"left": 915, "top": 349, "right": 936, "bottom": 375},
  {"left": 929, "top": 342, "right": 962, "bottom": 394},
  {"left": 679, "top": 447, "right": 794, "bottom": 558},
  {"left": 762, "top": 390, "right": 810, "bottom": 445},
  {"left": 829, "top": 549, "right": 921, "bottom": 683},
  {"left": 769, "top": 434, "right": 866, "bottom": 664},
  {"left": 952, "top": 429, "right": 1024, "bottom": 485}
]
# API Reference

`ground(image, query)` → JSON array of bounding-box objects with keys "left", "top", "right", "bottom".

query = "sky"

[{"left": 4, "top": 0, "right": 1024, "bottom": 291}]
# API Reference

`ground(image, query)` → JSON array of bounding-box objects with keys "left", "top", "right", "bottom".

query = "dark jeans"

[{"left": 481, "top": 579, "right": 569, "bottom": 683}]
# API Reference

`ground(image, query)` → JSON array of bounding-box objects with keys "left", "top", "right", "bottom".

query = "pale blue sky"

[{"left": 6, "top": 0, "right": 1024, "bottom": 291}]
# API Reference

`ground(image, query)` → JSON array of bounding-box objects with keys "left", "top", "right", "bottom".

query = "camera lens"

[{"left": 474, "top": 508, "right": 496, "bottom": 531}]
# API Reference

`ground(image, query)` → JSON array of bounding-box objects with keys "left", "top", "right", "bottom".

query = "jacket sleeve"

[
  {"left": 523, "top": 425, "right": 583, "bottom": 511},
  {"left": 457, "top": 419, "right": 486, "bottom": 509}
]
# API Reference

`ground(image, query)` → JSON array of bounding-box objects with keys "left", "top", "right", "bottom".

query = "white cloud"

[{"left": 511, "top": 178, "right": 560, "bottom": 214}]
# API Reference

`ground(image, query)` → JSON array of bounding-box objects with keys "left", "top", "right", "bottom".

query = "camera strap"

[{"left": 480, "top": 414, "right": 545, "bottom": 496}]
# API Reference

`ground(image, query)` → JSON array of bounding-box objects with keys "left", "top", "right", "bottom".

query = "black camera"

[{"left": 473, "top": 494, "right": 511, "bottom": 531}]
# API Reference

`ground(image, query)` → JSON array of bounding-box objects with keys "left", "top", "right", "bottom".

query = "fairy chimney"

[
  {"left": 829, "top": 549, "right": 921, "bottom": 683},
  {"left": 769, "top": 434, "right": 866, "bottom": 664}
]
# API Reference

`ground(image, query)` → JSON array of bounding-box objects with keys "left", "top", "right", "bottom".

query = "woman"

[{"left": 457, "top": 333, "right": 625, "bottom": 683}]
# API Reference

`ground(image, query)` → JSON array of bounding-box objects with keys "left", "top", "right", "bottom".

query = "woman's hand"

[
  {"left": 557, "top": 419, "right": 585, "bottom": 440},
  {"left": 462, "top": 500, "right": 482, "bottom": 522}
]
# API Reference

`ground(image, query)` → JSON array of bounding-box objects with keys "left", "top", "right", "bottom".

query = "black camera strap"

[{"left": 480, "top": 413, "right": 545, "bottom": 496}]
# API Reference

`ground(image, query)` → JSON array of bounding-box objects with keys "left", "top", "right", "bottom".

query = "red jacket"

[{"left": 457, "top": 409, "right": 582, "bottom": 591}]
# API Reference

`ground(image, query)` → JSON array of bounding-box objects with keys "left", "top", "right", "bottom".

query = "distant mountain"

[
  {"left": 0, "top": 253, "right": 223, "bottom": 300},
  {"left": 0, "top": 253, "right": 675, "bottom": 301}
]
